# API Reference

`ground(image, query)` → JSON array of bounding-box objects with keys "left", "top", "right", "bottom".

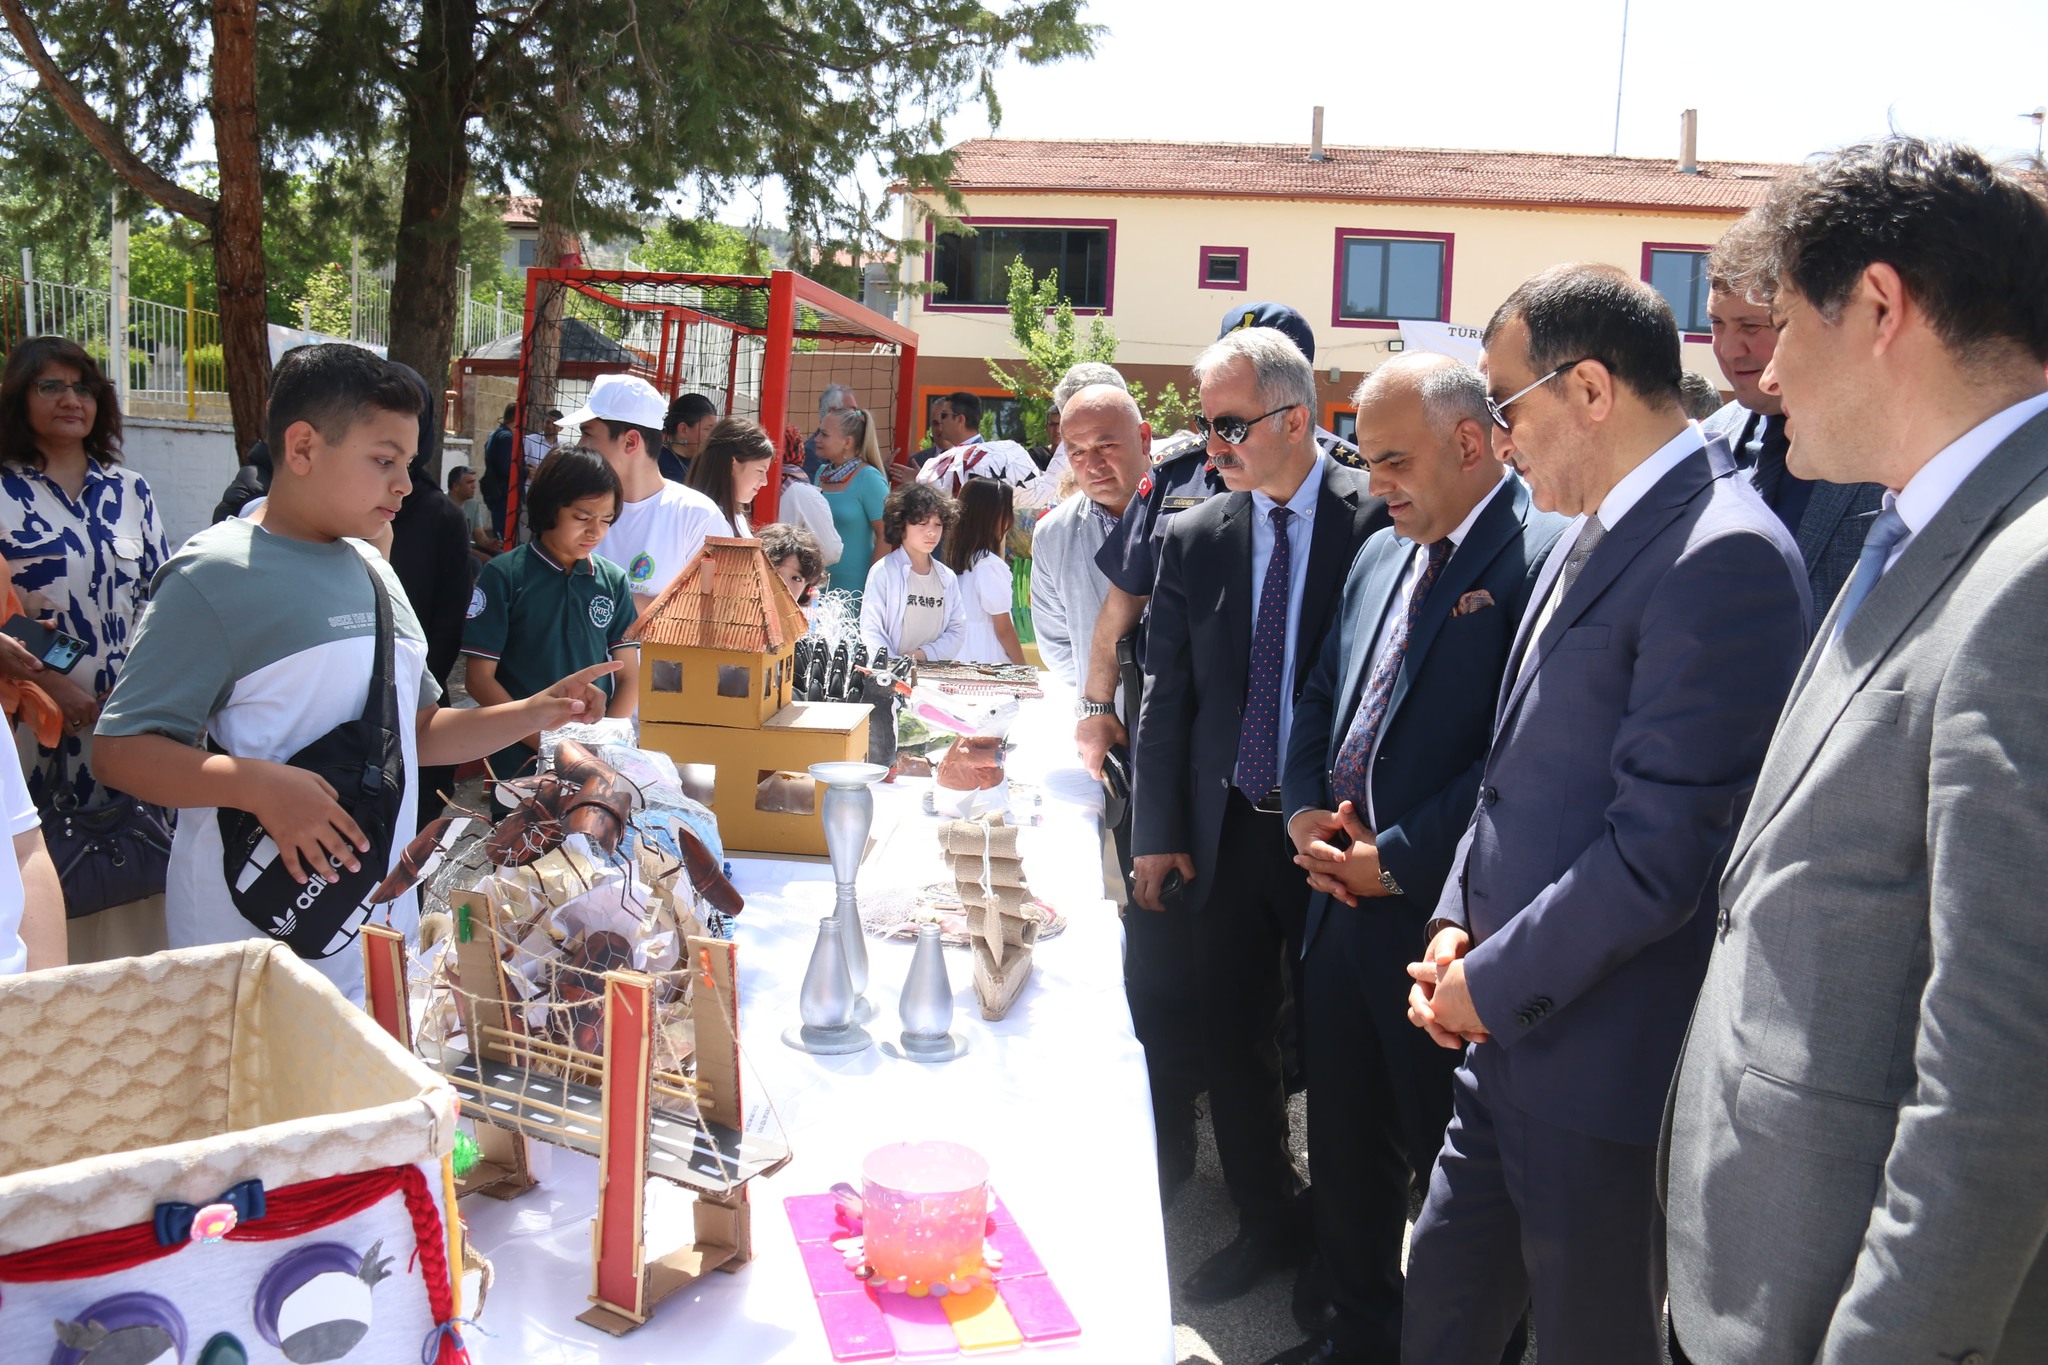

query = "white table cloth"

[{"left": 463, "top": 682, "right": 1175, "bottom": 1363}]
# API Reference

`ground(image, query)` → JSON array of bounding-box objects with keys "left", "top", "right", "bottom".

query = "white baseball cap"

[{"left": 558, "top": 372, "right": 666, "bottom": 432}]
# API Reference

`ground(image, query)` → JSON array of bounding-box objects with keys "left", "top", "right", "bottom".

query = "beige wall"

[{"left": 904, "top": 191, "right": 1740, "bottom": 396}]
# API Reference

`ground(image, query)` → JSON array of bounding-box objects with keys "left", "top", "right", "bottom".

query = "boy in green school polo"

[{"left": 463, "top": 444, "right": 641, "bottom": 779}]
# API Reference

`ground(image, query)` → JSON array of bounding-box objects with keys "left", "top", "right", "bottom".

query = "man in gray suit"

[
  {"left": 1400, "top": 264, "right": 1811, "bottom": 1363},
  {"left": 1665, "top": 137, "right": 2048, "bottom": 1365},
  {"left": 1698, "top": 235, "right": 1884, "bottom": 611}
]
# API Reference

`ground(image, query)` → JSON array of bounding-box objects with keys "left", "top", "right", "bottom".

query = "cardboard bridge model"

[{"left": 363, "top": 898, "right": 790, "bottom": 1337}]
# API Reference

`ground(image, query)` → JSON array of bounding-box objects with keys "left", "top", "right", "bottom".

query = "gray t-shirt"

[
  {"left": 900, "top": 567, "right": 947, "bottom": 656},
  {"left": 99, "top": 519, "right": 440, "bottom": 1003}
]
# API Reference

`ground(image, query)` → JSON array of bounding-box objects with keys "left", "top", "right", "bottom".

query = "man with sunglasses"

[
  {"left": 1130, "top": 325, "right": 1390, "bottom": 1305},
  {"left": 1398, "top": 263, "right": 1810, "bottom": 1363},
  {"left": 1077, "top": 303, "right": 1363, "bottom": 786}
]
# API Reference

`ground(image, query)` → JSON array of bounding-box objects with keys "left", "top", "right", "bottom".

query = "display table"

[{"left": 463, "top": 682, "right": 1175, "bottom": 1364}]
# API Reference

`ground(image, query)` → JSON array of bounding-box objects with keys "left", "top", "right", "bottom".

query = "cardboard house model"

[{"left": 628, "top": 536, "right": 870, "bottom": 855}]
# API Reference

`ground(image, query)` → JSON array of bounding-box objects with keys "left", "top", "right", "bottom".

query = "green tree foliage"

[
  {"left": 987, "top": 256, "right": 1117, "bottom": 449},
  {"left": 3, "top": 0, "right": 1098, "bottom": 434},
  {"left": 632, "top": 220, "right": 770, "bottom": 277}
]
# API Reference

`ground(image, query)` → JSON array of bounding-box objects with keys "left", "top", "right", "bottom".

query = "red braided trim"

[{"left": 396, "top": 1163, "right": 469, "bottom": 1365}]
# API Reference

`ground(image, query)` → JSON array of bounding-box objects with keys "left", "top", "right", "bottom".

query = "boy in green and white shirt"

[{"left": 97, "top": 345, "right": 616, "bottom": 1003}]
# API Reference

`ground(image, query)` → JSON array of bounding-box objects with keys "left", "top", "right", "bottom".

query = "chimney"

[
  {"left": 1678, "top": 108, "right": 1700, "bottom": 174},
  {"left": 1310, "top": 106, "right": 1326, "bottom": 162}
]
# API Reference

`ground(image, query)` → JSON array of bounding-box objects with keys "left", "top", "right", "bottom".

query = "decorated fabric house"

[
  {"left": 0, "top": 943, "right": 467, "bottom": 1365},
  {"left": 629, "top": 536, "right": 870, "bottom": 855}
]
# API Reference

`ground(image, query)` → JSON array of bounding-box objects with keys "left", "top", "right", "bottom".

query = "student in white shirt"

[
  {"left": 861, "top": 483, "right": 965, "bottom": 662},
  {"left": 569, "top": 374, "right": 724, "bottom": 609},
  {"left": 942, "top": 477, "right": 1025, "bottom": 665}
]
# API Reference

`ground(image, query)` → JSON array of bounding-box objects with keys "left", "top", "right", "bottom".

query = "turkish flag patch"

[{"left": 1137, "top": 473, "right": 1152, "bottom": 497}]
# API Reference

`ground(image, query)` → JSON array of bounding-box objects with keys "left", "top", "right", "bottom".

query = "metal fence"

[
  {"left": 2, "top": 267, "right": 231, "bottom": 422},
  {"left": 4, "top": 248, "right": 518, "bottom": 424},
  {"left": 458, "top": 265, "right": 511, "bottom": 354}
]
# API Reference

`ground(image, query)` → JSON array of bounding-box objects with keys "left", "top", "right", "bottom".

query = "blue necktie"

[
  {"left": 1833, "top": 506, "right": 1910, "bottom": 638},
  {"left": 1331, "top": 537, "right": 1453, "bottom": 812},
  {"left": 1235, "top": 505, "right": 1294, "bottom": 798}
]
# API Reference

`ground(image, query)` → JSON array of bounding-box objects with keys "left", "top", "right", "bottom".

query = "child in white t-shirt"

[
  {"left": 861, "top": 483, "right": 965, "bottom": 662},
  {"left": 942, "top": 477, "right": 1026, "bottom": 666},
  {"left": 569, "top": 374, "right": 725, "bottom": 609}
]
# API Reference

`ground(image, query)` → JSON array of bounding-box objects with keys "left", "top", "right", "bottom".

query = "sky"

[{"left": 931, "top": 0, "right": 2047, "bottom": 169}]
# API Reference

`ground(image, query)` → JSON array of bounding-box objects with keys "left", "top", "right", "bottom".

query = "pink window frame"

[
  {"left": 1198, "top": 245, "right": 1249, "bottom": 292},
  {"left": 1330, "top": 227, "right": 1455, "bottom": 331},
  {"left": 1641, "top": 241, "right": 1717, "bottom": 341},
  {"left": 922, "top": 215, "right": 1117, "bottom": 316}
]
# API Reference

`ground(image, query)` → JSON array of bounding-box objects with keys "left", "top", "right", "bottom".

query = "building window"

[
  {"left": 1199, "top": 246, "right": 1248, "bottom": 292},
  {"left": 717, "top": 665, "right": 752, "bottom": 699},
  {"left": 1644, "top": 245, "right": 1713, "bottom": 336},
  {"left": 1333, "top": 230, "right": 1450, "bottom": 328},
  {"left": 928, "top": 219, "right": 1113, "bottom": 312},
  {"left": 516, "top": 237, "right": 537, "bottom": 269},
  {"left": 651, "top": 660, "right": 682, "bottom": 693}
]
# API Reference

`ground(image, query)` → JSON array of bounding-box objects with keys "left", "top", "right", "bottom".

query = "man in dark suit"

[
  {"left": 1262, "top": 354, "right": 1567, "bottom": 1365},
  {"left": 1400, "top": 264, "right": 1811, "bottom": 1363},
  {"left": 1699, "top": 242, "right": 1882, "bottom": 610},
  {"left": 1132, "top": 326, "right": 1390, "bottom": 1303}
]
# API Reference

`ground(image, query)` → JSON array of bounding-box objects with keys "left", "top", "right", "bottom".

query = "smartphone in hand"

[{"left": 2, "top": 614, "right": 88, "bottom": 673}]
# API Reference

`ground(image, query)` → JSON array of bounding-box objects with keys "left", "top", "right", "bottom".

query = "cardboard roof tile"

[
  {"left": 627, "top": 536, "right": 808, "bottom": 653},
  {"left": 915, "top": 138, "right": 1794, "bottom": 214}
]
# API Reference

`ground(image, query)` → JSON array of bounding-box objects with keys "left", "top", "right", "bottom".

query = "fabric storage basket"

[{"left": 0, "top": 942, "right": 469, "bottom": 1365}]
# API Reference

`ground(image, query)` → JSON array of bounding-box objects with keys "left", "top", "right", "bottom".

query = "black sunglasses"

[{"left": 1195, "top": 404, "right": 1298, "bottom": 446}]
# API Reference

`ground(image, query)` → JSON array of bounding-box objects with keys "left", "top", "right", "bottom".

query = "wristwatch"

[
  {"left": 1075, "top": 700, "right": 1117, "bottom": 718},
  {"left": 1379, "top": 868, "right": 1405, "bottom": 896}
]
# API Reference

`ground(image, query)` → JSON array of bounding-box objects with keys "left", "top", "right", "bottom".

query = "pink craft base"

[{"left": 785, "top": 1193, "right": 1081, "bottom": 1361}]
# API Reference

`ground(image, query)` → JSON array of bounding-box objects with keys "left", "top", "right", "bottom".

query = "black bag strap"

[{"left": 358, "top": 552, "right": 402, "bottom": 798}]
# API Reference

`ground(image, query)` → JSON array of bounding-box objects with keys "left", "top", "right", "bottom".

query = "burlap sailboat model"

[{"left": 940, "top": 818, "right": 1037, "bottom": 1020}]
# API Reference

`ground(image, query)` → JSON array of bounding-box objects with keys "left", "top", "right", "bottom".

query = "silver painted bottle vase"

[
  {"left": 885, "top": 920, "right": 969, "bottom": 1062},
  {"left": 809, "top": 760, "right": 889, "bottom": 1024},
  {"left": 783, "top": 913, "right": 873, "bottom": 1054}
]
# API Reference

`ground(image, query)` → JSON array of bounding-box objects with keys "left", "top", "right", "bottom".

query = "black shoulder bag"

[{"left": 217, "top": 556, "right": 407, "bottom": 960}]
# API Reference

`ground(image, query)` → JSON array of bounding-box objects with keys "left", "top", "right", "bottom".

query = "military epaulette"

[
  {"left": 1150, "top": 430, "right": 1207, "bottom": 465},
  {"left": 1320, "top": 433, "right": 1367, "bottom": 470}
]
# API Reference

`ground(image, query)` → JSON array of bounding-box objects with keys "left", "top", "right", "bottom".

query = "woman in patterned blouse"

[{"left": 0, "top": 336, "right": 170, "bottom": 962}]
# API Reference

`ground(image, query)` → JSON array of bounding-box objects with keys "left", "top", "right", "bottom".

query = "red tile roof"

[
  {"left": 922, "top": 139, "right": 1792, "bottom": 214},
  {"left": 627, "top": 537, "right": 808, "bottom": 653}
]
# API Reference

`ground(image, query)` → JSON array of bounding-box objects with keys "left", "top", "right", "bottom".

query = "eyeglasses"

[
  {"left": 1194, "top": 404, "right": 1298, "bottom": 446},
  {"left": 33, "top": 379, "right": 95, "bottom": 400},
  {"left": 1485, "top": 360, "right": 1593, "bottom": 430}
]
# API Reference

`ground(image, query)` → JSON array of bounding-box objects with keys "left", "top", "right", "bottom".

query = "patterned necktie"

[
  {"left": 1553, "top": 514, "right": 1608, "bottom": 604},
  {"left": 1235, "top": 506, "right": 1295, "bottom": 798},
  {"left": 1832, "top": 505, "right": 1910, "bottom": 638},
  {"left": 1331, "top": 538, "right": 1454, "bottom": 811},
  {"left": 1749, "top": 415, "right": 1791, "bottom": 510},
  {"left": 1516, "top": 515, "right": 1606, "bottom": 680}
]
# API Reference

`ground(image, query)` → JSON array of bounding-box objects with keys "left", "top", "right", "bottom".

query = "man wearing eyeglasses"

[
  {"left": 1263, "top": 353, "right": 1567, "bottom": 1365},
  {"left": 1397, "top": 263, "right": 1810, "bottom": 1363},
  {"left": 1131, "top": 326, "right": 1390, "bottom": 1305}
]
